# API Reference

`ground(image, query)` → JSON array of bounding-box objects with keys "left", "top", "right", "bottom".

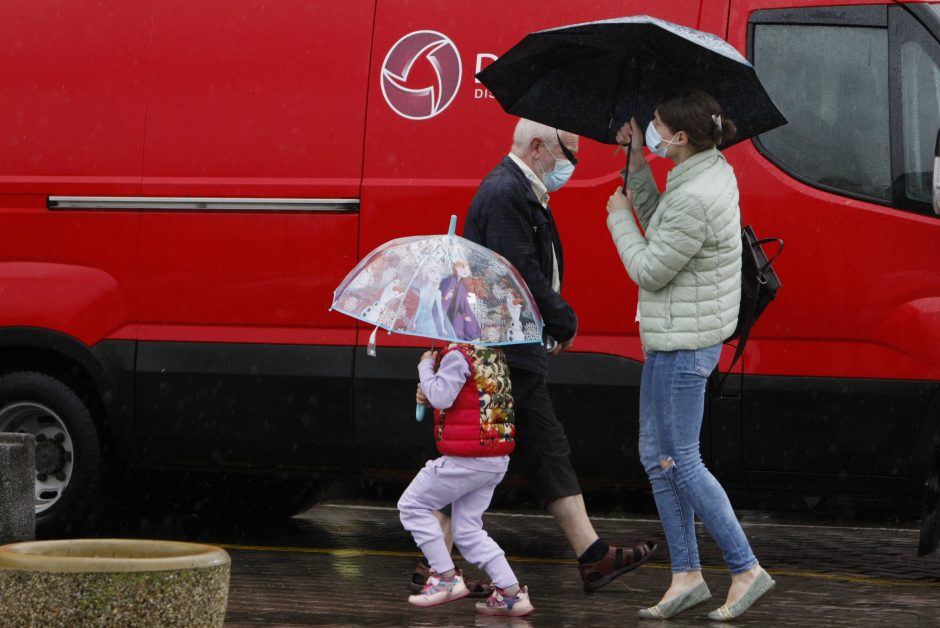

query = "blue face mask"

[
  {"left": 537, "top": 148, "right": 576, "bottom": 192},
  {"left": 543, "top": 158, "right": 575, "bottom": 192},
  {"left": 645, "top": 120, "right": 681, "bottom": 158}
]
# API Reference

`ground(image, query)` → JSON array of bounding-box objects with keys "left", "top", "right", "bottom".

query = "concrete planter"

[
  {"left": 0, "top": 538, "right": 230, "bottom": 627},
  {"left": 0, "top": 433, "right": 35, "bottom": 544}
]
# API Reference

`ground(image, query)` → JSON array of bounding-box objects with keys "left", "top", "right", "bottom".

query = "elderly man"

[{"left": 410, "top": 119, "right": 656, "bottom": 595}]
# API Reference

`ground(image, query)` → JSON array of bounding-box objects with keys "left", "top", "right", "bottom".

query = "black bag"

[{"left": 713, "top": 225, "right": 783, "bottom": 395}]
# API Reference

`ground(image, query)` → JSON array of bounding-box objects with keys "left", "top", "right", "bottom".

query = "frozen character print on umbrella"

[
  {"left": 439, "top": 259, "right": 482, "bottom": 341},
  {"left": 505, "top": 294, "right": 525, "bottom": 342},
  {"left": 414, "top": 265, "right": 456, "bottom": 339},
  {"left": 361, "top": 279, "right": 405, "bottom": 324}
]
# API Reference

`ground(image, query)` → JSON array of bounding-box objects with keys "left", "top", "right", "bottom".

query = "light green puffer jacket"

[{"left": 607, "top": 148, "right": 742, "bottom": 352}]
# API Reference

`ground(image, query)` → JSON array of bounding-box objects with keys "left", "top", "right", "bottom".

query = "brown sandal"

[
  {"left": 579, "top": 541, "right": 658, "bottom": 593},
  {"left": 408, "top": 562, "right": 491, "bottom": 598},
  {"left": 463, "top": 576, "right": 493, "bottom": 598},
  {"left": 407, "top": 561, "right": 431, "bottom": 593}
]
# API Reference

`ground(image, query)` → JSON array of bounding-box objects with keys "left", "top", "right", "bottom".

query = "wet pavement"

[{"left": 114, "top": 490, "right": 940, "bottom": 627}]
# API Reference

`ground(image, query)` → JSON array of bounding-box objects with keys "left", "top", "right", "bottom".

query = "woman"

[{"left": 605, "top": 90, "right": 774, "bottom": 621}]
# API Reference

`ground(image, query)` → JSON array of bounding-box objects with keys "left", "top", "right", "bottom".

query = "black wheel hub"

[{"left": 35, "top": 438, "right": 66, "bottom": 475}]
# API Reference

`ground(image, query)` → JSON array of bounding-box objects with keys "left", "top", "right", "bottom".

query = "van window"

[
  {"left": 899, "top": 9, "right": 940, "bottom": 208},
  {"left": 753, "top": 23, "right": 892, "bottom": 202}
]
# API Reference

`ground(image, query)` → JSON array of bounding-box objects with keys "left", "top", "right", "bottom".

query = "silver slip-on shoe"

[
  {"left": 708, "top": 568, "right": 776, "bottom": 621},
  {"left": 638, "top": 581, "right": 712, "bottom": 619}
]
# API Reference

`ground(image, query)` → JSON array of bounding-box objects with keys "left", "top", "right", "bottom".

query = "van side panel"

[
  {"left": 141, "top": 0, "right": 372, "bottom": 198},
  {"left": 138, "top": 0, "right": 371, "bottom": 335},
  {"left": 0, "top": 1, "right": 152, "bottom": 195},
  {"left": 0, "top": 260, "right": 127, "bottom": 346},
  {"left": 133, "top": 1, "right": 375, "bottom": 468}
]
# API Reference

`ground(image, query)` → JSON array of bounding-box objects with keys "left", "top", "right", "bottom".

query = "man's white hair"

[{"left": 511, "top": 118, "right": 560, "bottom": 154}]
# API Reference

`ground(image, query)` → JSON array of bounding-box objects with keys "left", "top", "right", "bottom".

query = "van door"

[
  {"left": 726, "top": 3, "right": 940, "bottom": 496},
  {"left": 134, "top": 1, "right": 374, "bottom": 468}
]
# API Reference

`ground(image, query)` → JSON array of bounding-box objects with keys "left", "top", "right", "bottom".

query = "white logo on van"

[{"left": 381, "top": 31, "right": 462, "bottom": 120}]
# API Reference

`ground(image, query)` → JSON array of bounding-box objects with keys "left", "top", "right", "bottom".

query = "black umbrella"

[{"left": 476, "top": 15, "right": 787, "bottom": 148}]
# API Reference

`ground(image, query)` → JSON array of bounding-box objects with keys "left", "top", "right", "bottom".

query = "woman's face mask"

[
  {"left": 537, "top": 144, "right": 576, "bottom": 192},
  {"left": 645, "top": 120, "right": 681, "bottom": 158}
]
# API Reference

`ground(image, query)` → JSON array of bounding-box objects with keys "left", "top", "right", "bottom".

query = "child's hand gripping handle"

[{"left": 415, "top": 381, "right": 429, "bottom": 422}]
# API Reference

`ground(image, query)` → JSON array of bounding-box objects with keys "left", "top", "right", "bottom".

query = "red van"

[{"left": 1, "top": 0, "right": 938, "bottom": 536}]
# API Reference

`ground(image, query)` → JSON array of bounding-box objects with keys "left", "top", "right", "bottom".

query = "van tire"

[{"left": 0, "top": 371, "right": 103, "bottom": 536}]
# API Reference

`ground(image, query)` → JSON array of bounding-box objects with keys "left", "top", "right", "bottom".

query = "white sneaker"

[
  {"left": 475, "top": 585, "right": 534, "bottom": 617},
  {"left": 408, "top": 571, "right": 470, "bottom": 607}
]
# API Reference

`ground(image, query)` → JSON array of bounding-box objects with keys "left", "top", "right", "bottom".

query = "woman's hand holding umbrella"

[
  {"left": 616, "top": 118, "right": 647, "bottom": 175},
  {"left": 607, "top": 186, "right": 635, "bottom": 215},
  {"left": 609, "top": 118, "right": 642, "bottom": 212}
]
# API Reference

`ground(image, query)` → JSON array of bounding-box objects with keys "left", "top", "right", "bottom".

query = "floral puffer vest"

[{"left": 434, "top": 343, "right": 515, "bottom": 457}]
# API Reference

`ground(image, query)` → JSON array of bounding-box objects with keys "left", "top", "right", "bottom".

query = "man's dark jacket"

[{"left": 464, "top": 156, "right": 578, "bottom": 377}]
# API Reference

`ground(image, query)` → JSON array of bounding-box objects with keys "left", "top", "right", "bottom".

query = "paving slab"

[{"left": 192, "top": 502, "right": 940, "bottom": 626}]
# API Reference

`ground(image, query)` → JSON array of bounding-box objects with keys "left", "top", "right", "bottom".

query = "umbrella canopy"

[
  {"left": 331, "top": 216, "right": 544, "bottom": 351},
  {"left": 476, "top": 15, "right": 787, "bottom": 147}
]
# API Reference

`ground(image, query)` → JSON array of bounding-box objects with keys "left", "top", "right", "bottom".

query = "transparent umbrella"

[
  {"left": 330, "top": 215, "right": 544, "bottom": 418},
  {"left": 332, "top": 215, "right": 544, "bottom": 348}
]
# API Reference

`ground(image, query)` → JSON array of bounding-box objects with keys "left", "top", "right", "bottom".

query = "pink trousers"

[{"left": 397, "top": 456, "right": 517, "bottom": 589}]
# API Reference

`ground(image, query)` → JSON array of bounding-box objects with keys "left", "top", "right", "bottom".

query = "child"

[{"left": 398, "top": 343, "right": 534, "bottom": 617}]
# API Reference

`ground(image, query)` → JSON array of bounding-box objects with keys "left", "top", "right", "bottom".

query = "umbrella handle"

[
  {"left": 623, "top": 60, "right": 641, "bottom": 191},
  {"left": 623, "top": 152, "right": 630, "bottom": 191},
  {"left": 416, "top": 403, "right": 427, "bottom": 422}
]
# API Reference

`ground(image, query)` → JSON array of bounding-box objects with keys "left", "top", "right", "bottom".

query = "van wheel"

[{"left": 0, "top": 371, "right": 102, "bottom": 535}]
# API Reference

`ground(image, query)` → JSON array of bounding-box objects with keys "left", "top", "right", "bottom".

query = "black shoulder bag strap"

[
  {"left": 714, "top": 290, "right": 758, "bottom": 397},
  {"left": 712, "top": 235, "right": 784, "bottom": 398}
]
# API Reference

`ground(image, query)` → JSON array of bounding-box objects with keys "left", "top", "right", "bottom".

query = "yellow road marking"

[{"left": 217, "top": 543, "right": 940, "bottom": 589}]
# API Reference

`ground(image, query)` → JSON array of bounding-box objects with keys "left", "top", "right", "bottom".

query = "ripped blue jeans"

[{"left": 639, "top": 343, "right": 758, "bottom": 575}]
